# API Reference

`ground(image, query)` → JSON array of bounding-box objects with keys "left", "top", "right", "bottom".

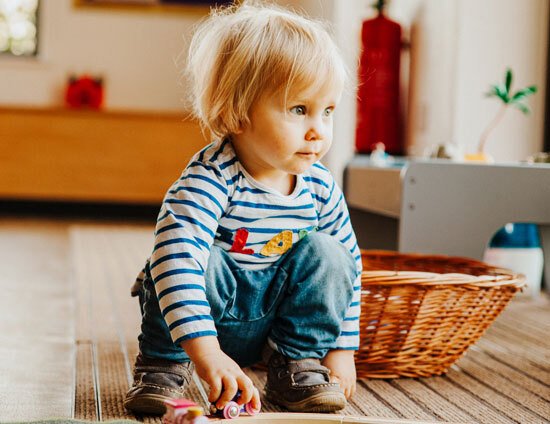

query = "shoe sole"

[
  {"left": 265, "top": 389, "right": 347, "bottom": 413},
  {"left": 124, "top": 393, "right": 169, "bottom": 415}
]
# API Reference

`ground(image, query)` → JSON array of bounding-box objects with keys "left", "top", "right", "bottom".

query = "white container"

[{"left": 483, "top": 247, "right": 544, "bottom": 298}]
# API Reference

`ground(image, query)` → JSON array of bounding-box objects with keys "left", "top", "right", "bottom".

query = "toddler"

[{"left": 124, "top": 1, "right": 362, "bottom": 415}]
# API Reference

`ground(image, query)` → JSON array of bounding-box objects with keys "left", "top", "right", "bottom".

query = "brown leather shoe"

[
  {"left": 124, "top": 353, "right": 194, "bottom": 415},
  {"left": 263, "top": 348, "right": 347, "bottom": 412}
]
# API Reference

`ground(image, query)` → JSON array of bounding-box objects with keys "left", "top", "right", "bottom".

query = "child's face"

[{"left": 232, "top": 83, "right": 342, "bottom": 184}]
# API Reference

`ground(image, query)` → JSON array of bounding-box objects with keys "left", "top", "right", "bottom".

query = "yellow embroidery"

[{"left": 260, "top": 230, "right": 293, "bottom": 256}]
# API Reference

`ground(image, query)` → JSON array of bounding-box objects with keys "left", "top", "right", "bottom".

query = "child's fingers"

[
  {"left": 330, "top": 374, "right": 357, "bottom": 399},
  {"left": 207, "top": 375, "right": 222, "bottom": 403},
  {"left": 350, "top": 381, "right": 356, "bottom": 398},
  {"left": 344, "top": 386, "right": 351, "bottom": 399},
  {"left": 251, "top": 386, "right": 261, "bottom": 411},
  {"left": 342, "top": 379, "right": 356, "bottom": 399},
  {"left": 235, "top": 374, "right": 254, "bottom": 405},
  {"left": 216, "top": 375, "right": 238, "bottom": 408},
  {"left": 339, "top": 381, "right": 347, "bottom": 399}
]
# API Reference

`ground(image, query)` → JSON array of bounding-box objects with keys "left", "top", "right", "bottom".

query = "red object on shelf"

[
  {"left": 356, "top": 9, "right": 402, "bottom": 155},
  {"left": 65, "top": 75, "right": 104, "bottom": 109}
]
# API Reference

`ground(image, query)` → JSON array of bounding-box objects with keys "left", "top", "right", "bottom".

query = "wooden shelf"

[
  {"left": 0, "top": 106, "right": 208, "bottom": 204},
  {"left": 73, "top": 0, "right": 214, "bottom": 16}
]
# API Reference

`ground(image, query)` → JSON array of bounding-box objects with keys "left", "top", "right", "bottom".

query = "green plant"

[{"left": 477, "top": 68, "right": 537, "bottom": 154}]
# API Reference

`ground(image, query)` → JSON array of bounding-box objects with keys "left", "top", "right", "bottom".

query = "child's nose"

[
  {"left": 305, "top": 121, "right": 323, "bottom": 141},
  {"left": 305, "top": 128, "right": 320, "bottom": 141}
]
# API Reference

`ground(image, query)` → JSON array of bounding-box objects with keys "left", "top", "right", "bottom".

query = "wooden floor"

[{"left": 0, "top": 217, "right": 549, "bottom": 423}]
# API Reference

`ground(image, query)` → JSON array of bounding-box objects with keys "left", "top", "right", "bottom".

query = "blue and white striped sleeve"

[
  {"left": 149, "top": 159, "right": 229, "bottom": 346},
  {"left": 315, "top": 168, "right": 362, "bottom": 350}
]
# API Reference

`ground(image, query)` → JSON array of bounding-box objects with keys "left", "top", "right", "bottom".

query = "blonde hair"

[{"left": 185, "top": 1, "right": 347, "bottom": 139}]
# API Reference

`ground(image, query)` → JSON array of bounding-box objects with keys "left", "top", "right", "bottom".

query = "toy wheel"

[
  {"left": 223, "top": 401, "right": 240, "bottom": 419},
  {"left": 245, "top": 402, "right": 260, "bottom": 416}
]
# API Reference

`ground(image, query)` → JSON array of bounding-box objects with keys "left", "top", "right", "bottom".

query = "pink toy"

[
  {"left": 209, "top": 391, "right": 261, "bottom": 419},
  {"left": 163, "top": 399, "right": 209, "bottom": 424}
]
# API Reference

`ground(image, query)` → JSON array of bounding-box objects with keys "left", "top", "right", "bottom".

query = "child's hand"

[
  {"left": 181, "top": 336, "right": 261, "bottom": 410},
  {"left": 321, "top": 349, "right": 356, "bottom": 399},
  {"left": 195, "top": 350, "right": 260, "bottom": 409}
]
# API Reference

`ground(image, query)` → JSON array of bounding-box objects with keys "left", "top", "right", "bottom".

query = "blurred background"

[{"left": 0, "top": 0, "right": 548, "bottom": 205}]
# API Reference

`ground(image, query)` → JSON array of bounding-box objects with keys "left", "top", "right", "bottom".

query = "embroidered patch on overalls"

[{"left": 260, "top": 230, "right": 293, "bottom": 256}]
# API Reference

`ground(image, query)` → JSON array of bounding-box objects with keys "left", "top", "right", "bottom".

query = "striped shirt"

[{"left": 141, "top": 138, "right": 362, "bottom": 350}]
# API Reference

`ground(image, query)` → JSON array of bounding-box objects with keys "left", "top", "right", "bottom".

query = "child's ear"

[{"left": 233, "top": 121, "right": 244, "bottom": 135}]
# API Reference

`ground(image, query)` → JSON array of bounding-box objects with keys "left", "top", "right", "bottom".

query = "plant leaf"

[
  {"left": 514, "top": 102, "right": 531, "bottom": 114},
  {"left": 505, "top": 68, "right": 513, "bottom": 94},
  {"left": 485, "top": 84, "right": 499, "bottom": 97},
  {"left": 511, "top": 92, "right": 530, "bottom": 102},
  {"left": 487, "top": 84, "right": 509, "bottom": 102},
  {"left": 511, "top": 85, "right": 537, "bottom": 101}
]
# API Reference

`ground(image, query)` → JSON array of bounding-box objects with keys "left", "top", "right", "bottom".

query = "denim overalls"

[{"left": 137, "top": 232, "right": 356, "bottom": 366}]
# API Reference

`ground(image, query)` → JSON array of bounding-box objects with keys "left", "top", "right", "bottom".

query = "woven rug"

[{"left": 2, "top": 220, "right": 549, "bottom": 423}]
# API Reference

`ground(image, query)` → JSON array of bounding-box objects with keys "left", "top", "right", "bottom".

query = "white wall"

[
  {"left": 453, "top": 0, "right": 549, "bottom": 161},
  {"left": 0, "top": 0, "right": 200, "bottom": 111},
  {"left": 403, "top": 0, "right": 458, "bottom": 157}
]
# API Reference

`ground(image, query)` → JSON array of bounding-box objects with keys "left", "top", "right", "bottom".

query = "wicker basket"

[{"left": 355, "top": 250, "right": 525, "bottom": 379}]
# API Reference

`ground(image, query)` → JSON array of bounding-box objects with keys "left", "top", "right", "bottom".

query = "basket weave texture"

[{"left": 356, "top": 250, "right": 525, "bottom": 379}]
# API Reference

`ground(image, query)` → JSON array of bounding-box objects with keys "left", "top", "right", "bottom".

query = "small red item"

[
  {"left": 65, "top": 75, "right": 104, "bottom": 109},
  {"left": 230, "top": 228, "right": 254, "bottom": 255}
]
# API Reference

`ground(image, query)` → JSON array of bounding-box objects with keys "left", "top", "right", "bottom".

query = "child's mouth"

[{"left": 296, "top": 152, "right": 318, "bottom": 158}]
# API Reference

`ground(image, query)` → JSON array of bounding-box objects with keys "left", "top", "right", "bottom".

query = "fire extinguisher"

[{"left": 356, "top": 0, "right": 402, "bottom": 155}]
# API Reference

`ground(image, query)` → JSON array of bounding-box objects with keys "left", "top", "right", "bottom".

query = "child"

[{"left": 124, "top": 1, "right": 362, "bottom": 415}]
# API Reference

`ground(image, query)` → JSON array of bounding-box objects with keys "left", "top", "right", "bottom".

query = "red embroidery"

[{"left": 230, "top": 228, "right": 255, "bottom": 254}]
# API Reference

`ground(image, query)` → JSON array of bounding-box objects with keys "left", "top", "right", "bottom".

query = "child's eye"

[
  {"left": 323, "top": 107, "right": 334, "bottom": 117},
  {"left": 290, "top": 105, "right": 306, "bottom": 115}
]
